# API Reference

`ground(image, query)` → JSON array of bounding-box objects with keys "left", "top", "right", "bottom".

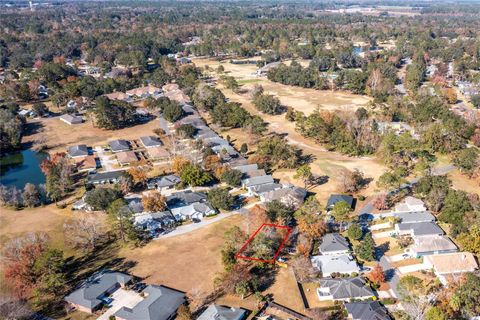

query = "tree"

[
  {"left": 294, "top": 164, "right": 313, "bottom": 188},
  {"left": 425, "top": 307, "right": 448, "bottom": 320},
  {"left": 172, "top": 156, "right": 191, "bottom": 174},
  {"left": 208, "top": 187, "right": 234, "bottom": 211},
  {"left": 438, "top": 190, "right": 473, "bottom": 228},
  {"left": 0, "top": 295, "right": 33, "bottom": 320},
  {"left": 220, "top": 169, "right": 243, "bottom": 187},
  {"left": 355, "top": 232, "right": 375, "bottom": 261},
  {"left": 93, "top": 96, "right": 135, "bottom": 130},
  {"left": 40, "top": 153, "right": 74, "bottom": 203},
  {"left": 291, "top": 256, "right": 318, "bottom": 282},
  {"left": 398, "top": 275, "right": 423, "bottom": 294},
  {"left": 340, "top": 169, "right": 366, "bottom": 193},
  {"left": 240, "top": 143, "right": 248, "bottom": 155},
  {"left": 64, "top": 214, "right": 104, "bottom": 251},
  {"left": 0, "top": 109, "right": 23, "bottom": 154},
  {"left": 180, "top": 164, "right": 212, "bottom": 187},
  {"left": 449, "top": 273, "right": 480, "bottom": 317},
  {"left": 163, "top": 100, "right": 184, "bottom": 123},
  {"left": 369, "top": 264, "right": 385, "bottom": 285},
  {"left": 176, "top": 124, "right": 196, "bottom": 138},
  {"left": 107, "top": 199, "right": 140, "bottom": 244},
  {"left": 22, "top": 183, "right": 41, "bottom": 208},
  {"left": 331, "top": 201, "right": 351, "bottom": 222},
  {"left": 457, "top": 225, "right": 480, "bottom": 255},
  {"left": 142, "top": 191, "right": 166, "bottom": 212},
  {"left": 32, "top": 248, "right": 66, "bottom": 307},
  {"left": 471, "top": 94, "right": 480, "bottom": 108},
  {"left": 266, "top": 200, "right": 293, "bottom": 224},
  {"left": 127, "top": 166, "right": 149, "bottom": 186},
  {"left": 441, "top": 87, "right": 457, "bottom": 104},
  {"left": 297, "top": 214, "right": 326, "bottom": 240},
  {"left": 32, "top": 103, "right": 48, "bottom": 117},
  {"left": 376, "top": 171, "right": 405, "bottom": 191},
  {"left": 253, "top": 93, "right": 282, "bottom": 115},
  {"left": 453, "top": 148, "right": 478, "bottom": 177},
  {"left": 347, "top": 223, "right": 363, "bottom": 240},
  {"left": 84, "top": 188, "right": 122, "bottom": 211}
]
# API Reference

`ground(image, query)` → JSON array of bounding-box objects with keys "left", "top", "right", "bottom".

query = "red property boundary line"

[{"left": 235, "top": 223, "right": 293, "bottom": 264}]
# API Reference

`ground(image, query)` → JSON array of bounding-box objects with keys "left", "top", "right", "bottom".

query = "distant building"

[
  {"left": 345, "top": 301, "right": 391, "bottom": 320},
  {"left": 409, "top": 235, "right": 458, "bottom": 257},
  {"left": 198, "top": 304, "right": 247, "bottom": 320},
  {"left": 424, "top": 252, "right": 478, "bottom": 285},
  {"left": 394, "top": 196, "right": 426, "bottom": 213},
  {"left": 68, "top": 145, "right": 89, "bottom": 158},
  {"left": 60, "top": 114, "right": 83, "bottom": 125},
  {"left": 260, "top": 185, "right": 307, "bottom": 209},
  {"left": 86, "top": 170, "right": 126, "bottom": 185},
  {"left": 395, "top": 222, "right": 444, "bottom": 237},
  {"left": 116, "top": 151, "right": 138, "bottom": 165},
  {"left": 147, "top": 175, "right": 181, "bottom": 191},
  {"left": 109, "top": 140, "right": 130, "bottom": 153}
]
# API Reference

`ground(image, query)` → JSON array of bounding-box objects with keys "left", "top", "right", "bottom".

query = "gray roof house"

[
  {"left": 114, "top": 285, "right": 185, "bottom": 320},
  {"left": 134, "top": 211, "right": 176, "bottom": 234},
  {"left": 64, "top": 271, "right": 132, "bottom": 313},
  {"left": 319, "top": 233, "right": 350, "bottom": 255},
  {"left": 345, "top": 301, "right": 391, "bottom": 320},
  {"left": 60, "top": 114, "right": 83, "bottom": 125},
  {"left": 147, "top": 175, "right": 181, "bottom": 190},
  {"left": 395, "top": 222, "right": 444, "bottom": 237},
  {"left": 68, "top": 145, "right": 89, "bottom": 158},
  {"left": 140, "top": 136, "right": 162, "bottom": 148},
  {"left": 251, "top": 183, "right": 283, "bottom": 196},
  {"left": 170, "top": 202, "right": 215, "bottom": 222},
  {"left": 260, "top": 185, "right": 307, "bottom": 209},
  {"left": 326, "top": 194, "right": 354, "bottom": 210},
  {"left": 395, "top": 211, "right": 435, "bottom": 223},
  {"left": 317, "top": 278, "right": 374, "bottom": 301},
  {"left": 310, "top": 254, "right": 360, "bottom": 277},
  {"left": 233, "top": 164, "right": 258, "bottom": 173},
  {"left": 166, "top": 191, "right": 207, "bottom": 208},
  {"left": 198, "top": 304, "right": 247, "bottom": 320},
  {"left": 409, "top": 235, "right": 458, "bottom": 257},
  {"left": 242, "top": 175, "right": 274, "bottom": 193},
  {"left": 109, "top": 139, "right": 130, "bottom": 152},
  {"left": 86, "top": 170, "right": 126, "bottom": 185}
]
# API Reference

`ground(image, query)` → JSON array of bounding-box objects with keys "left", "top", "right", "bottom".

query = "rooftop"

[
  {"left": 197, "top": 304, "right": 247, "bottom": 320},
  {"left": 397, "top": 222, "right": 444, "bottom": 236},
  {"left": 140, "top": 136, "right": 162, "bottom": 148},
  {"left": 319, "top": 233, "right": 350, "bottom": 254},
  {"left": 326, "top": 194, "right": 353, "bottom": 209},
  {"left": 412, "top": 235, "right": 458, "bottom": 254},
  {"left": 345, "top": 301, "right": 391, "bottom": 320},
  {"left": 395, "top": 211, "right": 435, "bottom": 223},
  {"left": 311, "top": 254, "right": 360, "bottom": 275},
  {"left": 109, "top": 139, "right": 130, "bottom": 152},
  {"left": 117, "top": 151, "right": 138, "bottom": 164},
  {"left": 425, "top": 252, "right": 478, "bottom": 274},
  {"left": 319, "top": 277, "right": 374, "bottom": 300},
  {"left": 147, "top": 146, "right": 170, "bottom": 159},
  {"left": 68, "top": 144, "right": 89, "bottom": 157}
]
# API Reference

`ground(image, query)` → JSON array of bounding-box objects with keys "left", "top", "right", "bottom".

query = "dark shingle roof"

[
  {"left": 68, "top": 145, "right": 88, "bottom": 157},
  {"left": 397, "top": 222, "right": 444, "bottom": 236},
  {"left": 345, "top": 301, "right": 391, "bottom": 320},
  {"left": 319, "top": 233, "right": 350, "bottom": 253},
  {"left": 198, "top": 304, "right": 247, "bottom": 320},
  {"left": 109, "top": 139, "right": 130, "bottom": 152},
  {"left": 326, "top": 194, "right": 354, "bottom": 209},
  {"left": 64, "top": 271, "right": 132, "bottom": 310},
  {"left": 87, "top": 170, "right": 126, "bottom": 184},
  {"left": 166, "top": 191, "right": 207, "bottom": 207},
  {"left": 113, "top": 285, "right": 185, "bottom": 320},
  {"left": 140, "top": 136, "right": 162, "bottom": 147},
  {"left": 147, "top": 175, "right": 181, "bottom": 189},
  {"left": 319, "top": 277, "right": 374, "bottom": 300}
]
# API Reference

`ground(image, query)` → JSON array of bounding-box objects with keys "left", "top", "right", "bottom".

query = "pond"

[{"left": 0, "top": 150, "right": 48, "bottom": 189}]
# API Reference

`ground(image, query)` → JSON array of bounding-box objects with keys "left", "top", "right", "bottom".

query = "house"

[
  {"left": 408, "top": 235, "right": 458, "bottom": 257},
  {"left": 166, "top": 191, "right": 207, "bottom": 208},
  {"left": 232, "top": 163, "right": 258, "bottom": 173},
  {"left": 147, "top": 147, "right": 170, "bottom": 161},
  {"left": 260, "top": 185, "right": 307, "bottom": 209},
  {"left": 68, "top": 145, "right": 89, "bottom": 158},
  {"left": 87, "top": 170, "right": 126, "bottom": 185},
  {"left": 116, "top": 151, "right": 138, "bottom": 165},
  {"left": 147, "top": 175, "right": 181, "bottom": 191},
  {"left": 109, "top": 140, "right": 130, "bottom": 153},
  {"left": 242, "top": 175, "right": 274, "bottom": 196},
  {"left": 395, "top": 211, "right": 435, "bottom": 223},
  {"left": 67, "top": 100, "right": 77, "bottom": 109},
  {"left": 345, "top": 301, "right": 391, "bottom": 320},
  {"left": 133, "top": 211, "right": 176, "bottom": 235},
  {"left": 317, "top": 278, "right": 374, "bottom": 301},
  {"left": 198, "top": 304, "right": 247, "bottom": 320},
  {"left": 376, "top": 122, "right": 417, "bottom": 138},
  {"left": 319, "top": 233, "right": 350, "bottom": 255},
  {"left": 140, "top": 136, "right": 162, "bottom": 148},
  {"left": 326, "top": 194, "right": 354, "bottom": 211},
  {"left": 256, "top": 61, "right": 281, "bottom": 76},
  {"left": 60, "top": 114, "right": 83, "bottom": 125},
  {"left": 394, "top": 196, "right": 426, "bottom": 213},
  {"left": 242, "top": 169, "right": 267, "bottom": 179},
  {"left": 64, "top": 271, "right": 132, "bottom": 314},
  {"left": 170, "top": 202, "right": 215, "bottom": 221},
  {"left": 114, "top": 285, "right": 185, "bottom": 320},
  {"left": 250, "top": 183, "right": 283, "bottom": 197},
  {"left": 72, "top": 198, "right": 93, "bottom": 212},
  {"left": 125, "top": 85, "right": 162, "bottom": 100},
  {"left": 19, "top": 109, "right": 34, "bottom": 117},
  {"left": 395, "top": 222, "right": 444, "bottom": 237},
  {"left": 310, "top": 254, "right": 360, "bottom": 277},
  {"left": 75, "top": 156, "right": 98, "bottom": 172},
  {"left": 424, "top": 252, "right": 478, "bottom": 285},
  {"left": 104, "top": 91, "right": 130, "bottom": 102}
]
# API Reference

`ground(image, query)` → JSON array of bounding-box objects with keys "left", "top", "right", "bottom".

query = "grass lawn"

[{"left": 374, "top": 237, "right": 404, "bottom": 256}]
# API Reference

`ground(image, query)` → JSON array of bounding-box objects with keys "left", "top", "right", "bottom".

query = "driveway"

[
  {"left": 379, "top": 255, "right": 400, "bottom": 299},
  {"left": 398, "top": 263, "right": 427, "bottom": 275},
  {"left": 97, "top": 289, "right": 143, "bottom": 320},
  {"left": 94, "top": 146, "right": 118, "bottom": 171}
]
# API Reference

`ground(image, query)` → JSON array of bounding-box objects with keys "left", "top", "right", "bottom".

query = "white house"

[
  {"left": 319, "top": 233, "right": 350, "bottom": 255},
  {"left": 394, "top": 196, "right": 426, "bottom": 213},
  {"left": 317, "top": 278, "right": 374, "bottom": 302},
  {"left": 310, "top": 254, "right": 360, "bottom": 277}
]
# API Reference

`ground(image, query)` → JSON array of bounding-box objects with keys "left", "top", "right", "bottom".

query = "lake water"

[{"left": 0, "top": 150, "right": 48, "bottom": 189}]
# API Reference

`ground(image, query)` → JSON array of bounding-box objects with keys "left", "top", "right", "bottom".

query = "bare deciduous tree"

[
  {"left": 64, "top": 214, "right": 104, "bottom": 251},
  {"left": 0, "top": 295, "right": 32, "bottom": 320}
]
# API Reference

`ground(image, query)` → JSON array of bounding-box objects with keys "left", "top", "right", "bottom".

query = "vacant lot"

[{"left": 23, "top": 116, "right": 159, "bottom": 154}]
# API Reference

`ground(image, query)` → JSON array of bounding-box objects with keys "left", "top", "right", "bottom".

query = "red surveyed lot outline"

[{"left": 235, "top": 223, "right": 293, "bottom": 264}]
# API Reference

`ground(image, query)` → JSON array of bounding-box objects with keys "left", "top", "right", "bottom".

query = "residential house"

[
  {"left": 72, "top": 198, "right": 93, "bottom": 212},
  {"left": 87, "top": 170, "right": 126, "bottom": 185},
  {"left": 64, "top": 271, "right": 132, "bottom": 314},
  {"left": 408, "top": 235, "right": 458, "bottom": 257},
  {"left": 133, "top": 211, "right": 176, "bottom": 235},
  {"left": 256, "top": 61, "right": 281, "bottom": 76},
  {"left": 242, "top": 175, "right": 275, "bottom": 196},
  {"left": 395, "top": 211, "right": 435, "bottom": 223},
  {"left": 104, "top": 91, "right": 130, "bottom": 102},
  {"left": 424, "top": 252, "right": 478, "bottom": 285},
  {"left": 147, "top": 175, "right": 181, "bottom": 191},
  {"left": 109, "top": 140, "right": 130, "bottom": 153},
  {"left": 60, "top": 114, "right": 83, "bottom": 125},
  {"left": 198, "top": 304, "right": 247, "bottom": 320},
  {"left": 147, "top": 147, "right": 170, "bottom": 161},
  {"left": 140, "top": 136, "right": 162, "bottom": 148},
  {"left": 376, "top": 122, "right": 417, "bottom": 138},
  {"left": 125, "top": 85, "right": 162, "bottom": 100},
  {"left": 326, "top": 194, "right": 354, "bottom": 211},
  {"left": 310, "top": 254, "right": 360, "bottom": 277},
  {"left": 242, "top": 169, "right": 267, "bottom": 179},
  {"left": 75, "top": 156, "right": 98, "bottom": 172},
  {"left": 345, "top": 301, "right": 391, "bottom": 320},
  {"left": 68, "top": 145, "right": 89, "bottom": 158},
  {"left": 260, "top": 185, "right": 307, "bottom": 209},
  {"left": 117, "top": 151, "right": 138, "bottom": 165},
  {"left": 394, "top": 196, "right": 426, "bottom": 213},
  {"left": 319, "top": 233, "right": 350, "bottom": 255},
  {"left": 166, "top": 191, "right": 207, "bottom": 207},
  {"left": 395, "top": 222, "right": 444, "bottom": 237},
  {"left": 170, "top": 202, "right": 215, "bottom": 221},
  {"left": 317, "top": 278, "right": 374, "bottom": 301},
  {"left": 113, "top": 285, "right": 185, "bottom": 320},
  {"left": 250, "top": 183, "right": 283, "bottom": 197},
  {"left": 232, "top": 164, "right": 259, "bottom": 174}
]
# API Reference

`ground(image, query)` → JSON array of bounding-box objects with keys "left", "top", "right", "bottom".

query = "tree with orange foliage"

[
  {"left": 244, "top": 205, "right": 269, "bottom": 233},
  {"left": 142, "top": 191, "right": 167, "bottom": 212},
  {"left": 297, "top": 214, "right": 326, "bottom": 240},
  {"left": 369, "top": 264, "right": 385, "bottom": 285},
  {"left": 127, "top": 166, "right": 148, "bottom": 185},
  {"left": 171, "top": 156, "right": 191, "bottom": 174},
  {"left": 441, "top": 87, "right": 457, "bottom": 104},
  {"left": 203, "top": 154, "right": 220, "bottom": 172}
]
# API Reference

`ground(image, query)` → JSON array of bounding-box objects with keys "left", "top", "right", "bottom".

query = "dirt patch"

[{"left": 448, "top": 169, "right": 480, "bottom": 196}]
